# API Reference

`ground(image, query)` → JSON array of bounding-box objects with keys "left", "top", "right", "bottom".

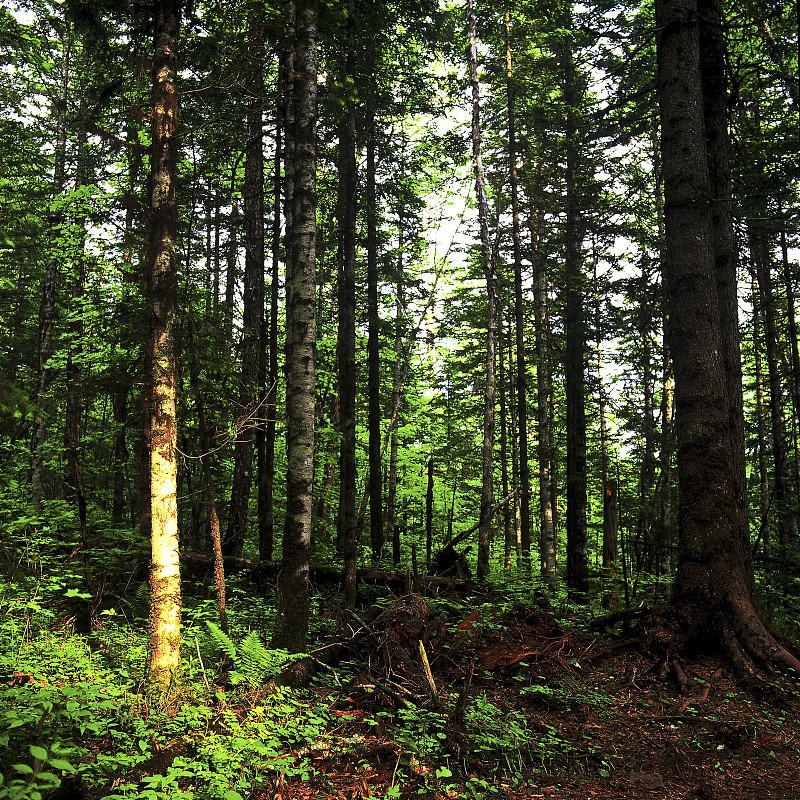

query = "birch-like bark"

[{"left": 146, "top": 0, "right": 182, "bottom": 688}]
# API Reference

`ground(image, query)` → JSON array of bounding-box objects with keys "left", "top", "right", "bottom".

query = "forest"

[{"left": 1, "top": 0, "right": 799, "bottom": 796}]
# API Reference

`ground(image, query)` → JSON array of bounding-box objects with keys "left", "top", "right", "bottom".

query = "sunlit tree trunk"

[
  {"left": 146, "top": 0, "right": 182, "bottom": 688},
  {"left": 273, "top": 0, "right": 317, "bottom": 653}
]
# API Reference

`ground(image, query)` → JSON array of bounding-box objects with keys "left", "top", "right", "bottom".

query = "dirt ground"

[{"left": 257, "top": 596, "right": 800, "bottom": 800}]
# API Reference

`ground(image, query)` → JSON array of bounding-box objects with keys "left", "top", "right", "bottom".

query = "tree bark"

[
  {"left": 656, "top": 0, "right": 800, "bottom": 674},
  {"left": 146, "top": 0, "right": 182, "bottom": 688},
  {"left": 531, "top": 210, "right": 556, "bottom": 590},
  {"left": 467, "top": 0, "right": 497, "bottom": 580},
  {"left": 272, "top": 0, "right": 317, "bottom": 654},
  {"left": 261, "top": 63, "right": 285, "bottom": 563},
  {"left": 366, "top": 91, "right": 383, "bottom": 563},
  {"left": 226, "top": 8, "right": 266, "bottom": 558},
  {"left": 337, "top": 0, "right": 358, "bottom": 609},
  {"left": 505, "top": 7, "right": 531, "bottom": 564},
  {"left": 562, "top": 13, "right": 588, "bottom": 604}
]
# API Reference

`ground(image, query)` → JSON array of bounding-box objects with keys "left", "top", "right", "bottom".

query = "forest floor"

[
  {"left": 6, "top": 582, "right": 800, "bottom": 800},
  {"left": 237, "top": 591, "right": 800, "bottom": 800}
]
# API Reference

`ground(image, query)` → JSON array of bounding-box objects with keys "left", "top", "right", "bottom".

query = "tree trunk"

[
  {"left": 272, "top": 0, "right": 317, "bottom": 653},
  {"left": 31, "top": 30, "right": 70, "bottom": 513},
  {"left": 505, "top": 8, "right": 531, "bottom": 563},
  {"left": 467, "top": 0, "right": 497, "bottom": 580},
  {"left": 562, "top": 13, "right": 588, "bottom": 603},
  {"left": 498, "top": 325, "right": 513, "bottom": 567},
  {"left": 750, "top": 222, "right": 799, "bottom": 556},
  {"left": 337, "top": 0, "right": 358, "bottom": 610},
  {"left": 656, "top": 0, "right": 800, "bottom": 674},
  {"left": 386, "top": 205, "right": 404, "bottom": 567},
  {"left": 751, "top": 275, "right": 771, "bottom": 556},
  {"left": 426, "top": 456, "right": 434, "bottom": 569},
  {"left": 146, "top": 0, "right": 182, "bottom": 688},
  {"left": 366, "top": 94, "right": 383, "bottom": 563},
  {"left": 532, "top": 211, "right": 556, "bottom": 590},
  {"left": 226, "top": 11, "right": 266, "bottom": 558},
  {"left": 261, "top": 63, "right": 284, "bottom": 563}
]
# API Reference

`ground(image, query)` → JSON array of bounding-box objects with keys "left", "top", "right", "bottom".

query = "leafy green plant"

[{"left": 204, "top": 622, "right": 302, "bottom": 689}]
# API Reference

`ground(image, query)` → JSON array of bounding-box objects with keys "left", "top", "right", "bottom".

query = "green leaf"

[
  {"left": 435, "top": 767, "right": 453, "bottom": 778},
  {"left": 47, "top": 759, "right": 76, "bottom": 773},
  {"left": 29, "top": 745, "right": 48, "bottom": 761},
  {"left": 223, "top": 792, "right": 244, "bottom": 800},
  {"left": 13, "top": 763, "right": 34, "bottom": 775}
]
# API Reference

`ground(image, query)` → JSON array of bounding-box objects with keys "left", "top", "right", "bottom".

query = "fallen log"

[{"left": 179, "top": 552, "right": 471, "bottom": 590}]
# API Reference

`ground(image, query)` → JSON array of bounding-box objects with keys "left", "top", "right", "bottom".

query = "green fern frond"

[
  {"left": 205, "top": 623, "right": 302, "bottom": 688},
  {"left": 205, "top": 620, "right": 237, "bottom": 660}
]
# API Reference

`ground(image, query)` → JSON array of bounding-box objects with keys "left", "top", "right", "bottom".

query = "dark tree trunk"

[
  {"left": 750, "top": 223, "right": 799, "bottom": 555},
  {"left": 366, "top": 96, "right": 383, "bottom": 563},
  {"left": 226, "top": 11, "right": 266, "bottom": 558},
  {"left": 64, "top": 121, "right": 88, "bottom": 545},
  {"left": 505, "top": 8, "right": 531, "bottom": 563},
  {"left": 751, "top": 276, "right": 771, "bottom": 555},
  {"left": 531, "top": 211, "right": 556, "bottom": 590},
  {"left": 32, "top": 34, "right": 70, "bottom": 513},
  {"left": 273, "top": 0, "right": 317, "bottom": 654},
  {"left": 498, "top": 326, "right": 513, "bottom": 567},
  {"left": 111, "top": 388, "right": 128, "bottom": 524},
  {"left": 260, "top": 63, "right": 284, "bottom": 563},
  {"left": 562, "top": 16, "right": 588, "bottom": 604},
  {"left": 656, "top": 0, "right": 800, "bottom": 673},
  {"left": 426, "top": 456, "right": 434, "bottom": 569},
  {"left": 467, "top": 0, "right": 497, "bottom": 580},
  {"left": 337, "top": 0, "right": 358, "bottom": 610}
]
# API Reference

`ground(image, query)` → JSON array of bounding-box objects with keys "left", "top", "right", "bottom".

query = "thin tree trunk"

[
  {"left": 261, "top": 62, "right": 284, "bottom": 562},
  {"left": 505, "top": 6, "right": 531, "bottom": 563},
  {"left": 532, "top": 211, "right": 556, "bottom": 590},
  {"left": 751, "top": 275, "right": 771, "bottom": 556},
  {"left": 779, "top": 221, "right": 800, "bottom": 496},
  {"left": 751, "top": 223, "right": 799, "bottom": 556},
  {"left": 226, "top": 12, "right": 266, "bottom": 558},
  {"left": 386, "top": 207, "right": 404, "bottom": 566},
  {"left": 337, "top": 0, "right": 358, "bottom": 609},
  {"left": 366, "top": 93, "right": 383, "bottom": 563},
  {"left": 562, "top": 12, "right": 588, "bottom": 603},
  {"left": 32, "top": 32, "right": 70, "bottom": 513},
  {"left": 64, "top": 119, "right": 88, "bottom": 545},
  {"left": 111, "top": 389, "right": 128, "bottom": 524},
  {"left": 146, "top": 0, "right": 182, "bottom": 688},
  {"left": 467, "top": 0, "right": 497, "bottom": 580},
  {"left": 498, "top": 326, "right": 513, "bottom": 567},
  {"left": 426, "top": 456, "right": 434, "bottom": 569}
]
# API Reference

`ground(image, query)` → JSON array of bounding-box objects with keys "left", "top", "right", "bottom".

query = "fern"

[
  {"left": 205, "top": 621, "right": 237, "bottom": 660},
  {"left": 204, "top": 622, "right": 302, "bottom": 688}
]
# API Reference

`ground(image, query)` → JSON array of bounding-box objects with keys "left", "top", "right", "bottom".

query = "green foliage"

[{"left": 203, "top": 622, "right": 303, "bottom": 689}]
